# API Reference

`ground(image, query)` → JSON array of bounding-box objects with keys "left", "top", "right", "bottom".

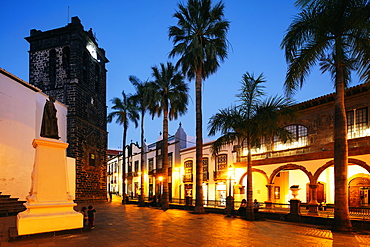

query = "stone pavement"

[{"left": 1, "top": 198, "right": 370, "bottom": 246}]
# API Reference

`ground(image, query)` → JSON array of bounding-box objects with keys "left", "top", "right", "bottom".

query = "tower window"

[{"left": 49, "top": 49, "right": 56, "bottom": 86}]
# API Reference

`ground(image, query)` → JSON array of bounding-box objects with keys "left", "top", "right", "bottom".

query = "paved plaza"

[{"left": 1, "top": 198, "right": 370, "bottom": 246}]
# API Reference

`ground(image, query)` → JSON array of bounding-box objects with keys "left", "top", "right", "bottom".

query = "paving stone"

[{"left": 1, "top": 200, "right": 370, "bottom": 246}]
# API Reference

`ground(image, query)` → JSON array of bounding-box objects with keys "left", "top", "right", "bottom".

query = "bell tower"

[{"left": 26, "top": 16, "right": 108, "bottom": 202}]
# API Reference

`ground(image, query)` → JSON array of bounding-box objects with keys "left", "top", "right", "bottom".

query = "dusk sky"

[{"left": 1, "top": 1, "right": 361, "bottom": 150}]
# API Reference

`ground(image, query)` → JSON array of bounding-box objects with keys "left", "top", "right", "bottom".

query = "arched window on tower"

[
  {"left": 83, "top": 51, "right": 88, "bottom": 84},
  {"left": 62, "top": 46, "right": 70, "bottom": 78},
  {"left": 49, "top": 49, "right": 56, "bottom": 86},
  {"left": 95, "top": 63, "right": 100, "bottom": 92}
]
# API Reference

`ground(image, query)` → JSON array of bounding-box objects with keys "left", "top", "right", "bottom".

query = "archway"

[
  {"left": 348, "top": 175, "right": 370, "bottom": 207},
  {"left": 237, "top": 168, "right": 268, "bottom": 202}
]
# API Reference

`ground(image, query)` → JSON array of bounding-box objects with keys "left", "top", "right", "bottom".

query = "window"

[
  {"left": 128, "top": 162, "right": 132, "bottom": 173},
  {"left": 62, "top": 46, "right": 70, "bottom": 78},
  {"left": 148, "top": 158, "right": 154, "bottom": 172},
  {"left": 89, "top": 153, "right": 95, "bottom": 166},
  {"left": 274, "top": 186, "right": 280, "bottom": 200},
  {"left": 49, "top": 49, "right": 56, "bottom": 85},
  {"left": 168, "top": 153, "right": 173, "bottom": 168},
  {"left": 216, "top": 154, "right": 227, "bottom": 171},
  {"left": 95, "top": 63, "right": 100, "bottom": 92},
  {"left": 134, "top": 160, "right": 139, "bottom": 172},
  {"left": 347, "top": 107, "right": 369, "bottom": 139},
  {"left": 273, "top": 124, "right": 308, "bottom": 151},
  {"left": 203, "top": 157, "right": 209, "bottom": 180},
  {"left": 184, "top": 160, "right": 193, "bottom": 182}
]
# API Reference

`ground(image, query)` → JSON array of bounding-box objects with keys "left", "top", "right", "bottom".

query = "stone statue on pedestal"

[{"left": 40, "top": 96, "right": 60, "bottom": 139}]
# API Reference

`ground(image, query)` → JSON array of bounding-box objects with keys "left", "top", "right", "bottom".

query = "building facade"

[
  {"left": 108, "top": 84, "right": 370, "bottom": 209},
  {"left": 26, "top": 17, "right": 109, "bottom": 201}
]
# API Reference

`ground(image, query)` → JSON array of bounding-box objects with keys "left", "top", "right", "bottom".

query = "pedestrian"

[
  {"left": 87, "top": 205, "right": 96, "bottom": 229},
  {"left": 108, "top": 191, "right": 113, "bottom": 202},
  {"left": 253, "top": 199, "right": 260, "bottom": 214},
  {"left": 238, "top": 199, "right": 247, "bottom": 217},
  {"left": 80, "top": 206, "right": 88, "bottom": 227}
]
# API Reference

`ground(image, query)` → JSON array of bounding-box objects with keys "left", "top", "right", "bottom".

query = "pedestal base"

[{"left": 17, "top": 202, "right": 82, "bottom": 236}]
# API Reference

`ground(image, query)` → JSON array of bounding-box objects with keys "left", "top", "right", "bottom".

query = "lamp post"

[
  {"left": 228, "top": 165, "right": 234, "bottom": 197},
  {"left": 226, "top": 165, "right": 235, "bottom": 216},
  {"left": 158, "top": 176, "right": 163, "bottom": 205},
  {"left": 138, "top": 171, "right": 142, "bottom": 198}
]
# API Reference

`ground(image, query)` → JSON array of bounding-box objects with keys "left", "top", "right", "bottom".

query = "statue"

[{"left": 40, "top": 96, "right": 60, "bottom": 139}]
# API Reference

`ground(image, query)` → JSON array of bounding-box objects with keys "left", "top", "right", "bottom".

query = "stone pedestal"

[
  {"left": 17, "top": 139, "right": 82, "bottom": 235},
  {"left": 287, "top": 199, "right": 301, "bottom": 222},
  {"left": 225, "top": 196, "right": 235, "bottom": 216}
]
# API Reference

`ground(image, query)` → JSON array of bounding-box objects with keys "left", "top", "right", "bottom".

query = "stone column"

[
  {"left": 264, "top": 184, "right": 274, "bottom": 210},
  {"left": 307, "top": 184, "right": 319, "bottom": 215}
]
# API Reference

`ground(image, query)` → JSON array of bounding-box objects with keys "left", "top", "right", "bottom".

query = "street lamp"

[
  {"left": 228, "top": 165, "right": 235, "bottom": 197},
  {"left": 158, "top": 176, "right": 163, "bottom": 196},
  {"left": 226, "top": 165, "right": 235, "bottom": 217}
]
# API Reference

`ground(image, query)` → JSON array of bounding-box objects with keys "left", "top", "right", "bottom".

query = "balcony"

[
  {"left": 203, "top": 172, "right": 209, "bottom": 181},
  {"left": 213, "top": 170, "right": 227, "bottom": 181},
  {"left": 183, "top": 174, "right": 193, "bottom": 183}
]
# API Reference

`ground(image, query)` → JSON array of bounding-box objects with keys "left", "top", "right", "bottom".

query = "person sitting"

[
  {"left": 253, "top": 199, "right": 260, "bottom": 214},
  {"left": 238, "top": 199, "right": 247, "bottom": 217}
]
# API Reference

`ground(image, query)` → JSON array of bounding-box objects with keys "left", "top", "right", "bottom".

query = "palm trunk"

[
  {"left": 245, "top": 138, "right": 254, "bottom": 220},
  {"left": 139, "top": 109, "right": 146, "bottom": 206},
  {"left": 122, "top": 124, "right": 127, "bottom": 205},
  {"left": 332, "top": 60, "right": 352, "bottom": 231},
  {"left": 161, "top": 107, "right": 170, "bottom": 211},
  {"left": 194, "top": 67, "right": 205, "bottom": 214}
]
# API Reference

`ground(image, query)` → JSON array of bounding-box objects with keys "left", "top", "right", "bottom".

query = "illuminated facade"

[{"left": 108, "top": 84, "right": 370, "bottom": 208}]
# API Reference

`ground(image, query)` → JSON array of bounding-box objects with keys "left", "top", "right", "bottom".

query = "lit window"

[
  {"left": 347, "top": 107, "right": 368, "bottom": 139},
  {"left": 273, "top": 124, "right": 308, "bottom": 151}
]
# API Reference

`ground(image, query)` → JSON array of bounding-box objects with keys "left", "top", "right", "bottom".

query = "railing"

[
  {"left": 213, "top": 171, "right": 227, "bottom": 181},
  {"left": 203, "top": 172, "right": 209, "bottom": 181},
  {"left": 117, "top": 195, "right": 370, "bottom": 219},
  {"left": 349, "top": 207, "right": 370, "bottom": 219},
  {"left": 183, "top": 174, "right": 193, "bottom": 183}
]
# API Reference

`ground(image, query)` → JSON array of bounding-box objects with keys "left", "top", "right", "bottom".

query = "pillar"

[{"left": 307, "top": 183, "right": 319, "bottom": 215}]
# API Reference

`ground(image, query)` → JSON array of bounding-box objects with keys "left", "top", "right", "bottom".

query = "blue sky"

[{"left": 1, "top": 1, "right": 357, "bottom": 149}]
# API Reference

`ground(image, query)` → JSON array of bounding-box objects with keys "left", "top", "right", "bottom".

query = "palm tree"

[
  {"left": 208, "top": 72, "right": 293, "bottom": 220},
  {"left": 148, "top": 62, "right": 189, "bottom": 211},
  {"left": 129, "top": 76, "right": 151, "bottom": 207},
  {"left": 107, "top": 91, "right": 139, "bottom": 205},
  {"left": 169, "top": 0, "right": 230, "bottom": 214},
  {"left": 281, "top": 0, "right": 370, "bottom": 232}
]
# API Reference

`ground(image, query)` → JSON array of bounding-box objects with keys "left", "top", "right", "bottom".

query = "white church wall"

[{"left": 0, "top": 69, "right": 71, "bottom": 200}]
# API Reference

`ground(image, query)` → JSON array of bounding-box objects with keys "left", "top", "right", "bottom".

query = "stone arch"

[
  {"left": 268, "top": 163, "right": 314, "bottom": 184},
  {"left": 313, "top": 158, "right": 370, "bottom": 183},
  {"left": 238, "top": 168, "right": 268, "bottom": 185}
]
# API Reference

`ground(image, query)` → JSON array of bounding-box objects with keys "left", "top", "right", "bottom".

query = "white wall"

[{"left": 0, "top": 69, "right": 70, "bottom": 200}]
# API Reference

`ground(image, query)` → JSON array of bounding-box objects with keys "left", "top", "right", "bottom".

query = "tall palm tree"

[
  {"left": 281, "top": 0, "right": 370, "bottom": 232},
  {"left": 129, "top": 76, "right": 151, "bottom": 207},
  {"left": 148, "top": 62, "right": 189, "bottom": 211},
  {"left": 208, "top": 72, "right": 293, "bottom": 220},
  {"left": 107, "top": 91, "right": 139, "bottom": 205},
  {"left": 169, "top": 0, "right": 230, "bottom": 213}
]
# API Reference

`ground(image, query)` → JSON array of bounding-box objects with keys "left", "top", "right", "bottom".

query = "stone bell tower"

[{"left": 26, "top": 16, "right": 108, "bottom": 202}]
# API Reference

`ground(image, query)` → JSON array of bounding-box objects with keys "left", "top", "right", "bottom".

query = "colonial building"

[
  {"left": 26, "top": 17, "right": 109, "bottom": 201},
  {"left": 108, "top": 84, "right": 370, "bottom": 210},
  {"left": 107, "top": 124, "right": 189, "bottom": 200}
]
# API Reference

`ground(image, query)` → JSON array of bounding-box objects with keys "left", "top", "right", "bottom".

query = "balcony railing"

[
  {"left": 203, "top": 171, "right": 209, "bottom": 181},
  {"left": 213, "top": 170, "right": 227, "bottom": 181},
  {"left": 183, "top": 174, "right": 193, "bottom": 183}
]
